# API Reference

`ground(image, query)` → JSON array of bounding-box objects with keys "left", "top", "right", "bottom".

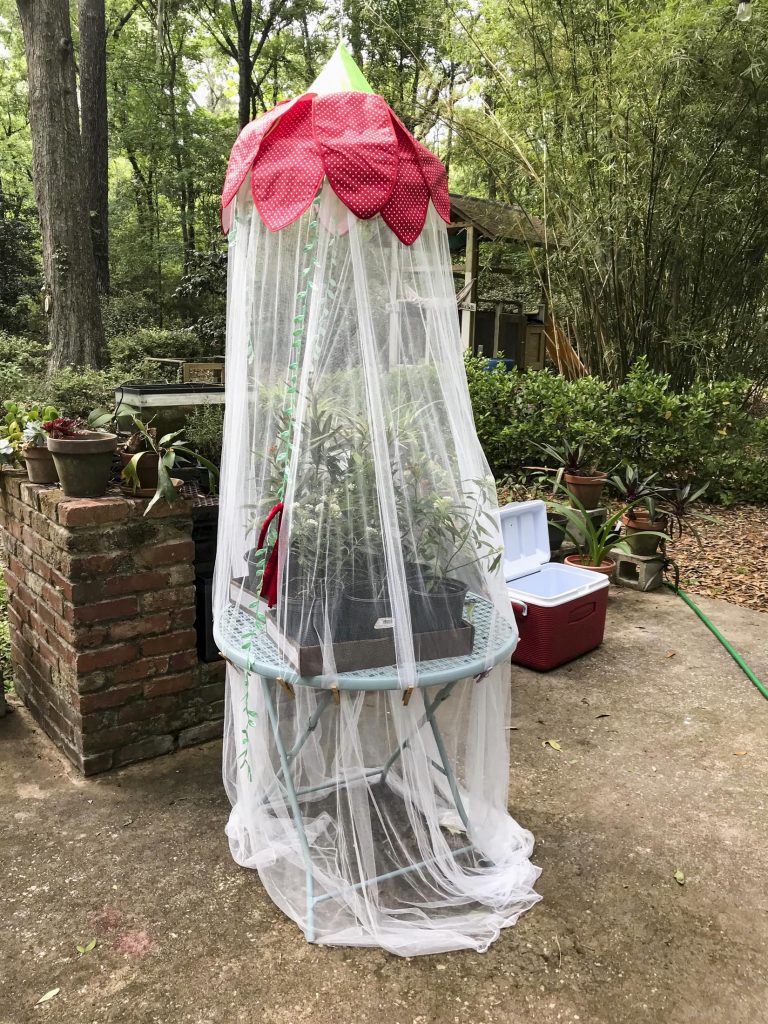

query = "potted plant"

[
  {"left": 405, "top": 481, "right": 501, "bottom": 635},
  {"left": 658, "top": 480, "right": 713, "bottom": 545},
  {"left": 546, "top": 506, "right": 569, "bottom": 553},
  {"left": 533, "top": 440, "right": 609, "bottom": 508},
  {"left": 22, "top": 409, "right": 61, "bottom": 483},
  {"left": 120, "top": 415, "right": 219, "bottom": 516},
  {"left": 610, "top": 466, "right": 670, "bottom": 556},
  {"left": 550, "top": 494, "right": 669, "bottom": 578},
  {"left": 43, "top": 418, "right": 118, "bottom": 498},
  {"left": 1, "top": 402, "right": 60, "bottom": 483},
  {"left": 120, "top": 424, "right": 161, "bottom": 490}
]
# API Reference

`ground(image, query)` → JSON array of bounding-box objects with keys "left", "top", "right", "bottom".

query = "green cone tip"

[{"left": 309, "top": 42, "right": 375, "bottom": 95}]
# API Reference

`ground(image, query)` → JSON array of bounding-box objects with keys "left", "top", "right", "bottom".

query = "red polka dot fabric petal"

[
  {"left": 221, "top": 91, "right": 450, "bottom": 245},
  {"left": 251, "top": 97, "right": 324, "bottom": 232},
  {"left": 414, "top": 139, "right": 451, "bottom": 223},
  {"left": 381, "top": 121, "right": 430, "bottom": 245},
  {"left": 312, "top": 93, "right": 398, "bottom": 220},
  {"left": 221, "top": 98, "right": 298, "bottom": 216}
]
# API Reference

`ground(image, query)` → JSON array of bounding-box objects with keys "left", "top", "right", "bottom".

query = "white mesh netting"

[{"left": 213, "top": 182, "right": 540, "bottom": 954}]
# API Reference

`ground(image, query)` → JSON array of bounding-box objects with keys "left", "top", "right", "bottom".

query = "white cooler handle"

[{"left": 510, "top": 599, "right": 528, "bottom": 617}]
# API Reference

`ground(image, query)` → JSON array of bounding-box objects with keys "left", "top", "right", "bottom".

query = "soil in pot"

[
  {"left": 565, "top": 471, "right": 607, "bottom": 508},
  {"left": 23, "top": 446, "right": 58, "bottom": 484},
  {"left": 621, "top": 513, "right": 667, "bottom": 556},
  {"left": 408, "top": 576, "right": 468, "bottom": 633},
  {"left": 47, "top": 432, "right": 118, "bottom": 498},
  {"left": 120, "top": 449, "right": 159, "bottom": 490},
  {"left": 564, "top": 554, "right": 615, "bottom": 578},
  {"left": 339, "top": 581, "right": 392, "bottom": 642}
]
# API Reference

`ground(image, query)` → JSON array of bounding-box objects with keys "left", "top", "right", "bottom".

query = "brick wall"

[{"left": 0, "top": 469, "right": 224, "bottom": 774}]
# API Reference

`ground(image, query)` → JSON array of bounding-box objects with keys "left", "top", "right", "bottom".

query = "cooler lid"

[{"left": 497, "top": 500, "right": 550, "bottom": 582}]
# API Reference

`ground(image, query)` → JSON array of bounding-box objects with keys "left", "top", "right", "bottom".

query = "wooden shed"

[{"left": 448, "top": 193, "right": 570, "bottom": 372}]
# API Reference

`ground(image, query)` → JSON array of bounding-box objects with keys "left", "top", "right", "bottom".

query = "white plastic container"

[{"left": 499, "top": 500, "right": 610, "bottom": 670}]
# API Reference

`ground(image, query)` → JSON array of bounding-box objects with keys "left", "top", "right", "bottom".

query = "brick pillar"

[{"left": 0, "top": 470, "right": 224, "bottom": 774}]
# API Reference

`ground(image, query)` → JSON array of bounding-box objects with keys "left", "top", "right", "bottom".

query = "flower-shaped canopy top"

[{"left": 221, "top": 45, "right": 450, "bottom": 246}]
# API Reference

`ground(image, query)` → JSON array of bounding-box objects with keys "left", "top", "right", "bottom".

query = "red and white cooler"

[{"left": 499, "top": 500, "right": 610, "bottom": 671}]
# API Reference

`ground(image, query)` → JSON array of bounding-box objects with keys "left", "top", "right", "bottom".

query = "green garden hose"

[{"left": 663, "top": 563, "right": 768, "bottom": 702}]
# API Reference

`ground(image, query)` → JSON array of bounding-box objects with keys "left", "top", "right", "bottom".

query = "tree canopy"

[{"left": 2, "top": 0, "right": 768, "bottom": 384}]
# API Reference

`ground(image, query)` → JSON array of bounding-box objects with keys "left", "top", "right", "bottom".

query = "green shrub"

[
  {"left": 466, "top": 356, "right": 768, "bottom": 503},
  {"left": 46, "top": 367, "right": 125, "bottom": 419},
  {"left": 107, "top": 328, "right": 205, "bottom": 376},
  {"left": 0, "top": 332, "right": 47, "bottom": 406},
  {"left": 0, "top": 331, "right": 48, "bottom": 375},
  {"left": 185, "top": 403, "right": 224, "bottom": 467},
  {"left": 100, "top": 291, "right": 157, "bottom": 339}
]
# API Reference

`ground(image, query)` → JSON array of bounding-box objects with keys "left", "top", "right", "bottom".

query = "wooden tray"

[{"left": 229, "top": 578, "right": 474, "bottom": 676}]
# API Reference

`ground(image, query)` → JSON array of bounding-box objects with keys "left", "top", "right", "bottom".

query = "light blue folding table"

[{"left": 215, "top": 594, "right": 517, "bottom": 942}]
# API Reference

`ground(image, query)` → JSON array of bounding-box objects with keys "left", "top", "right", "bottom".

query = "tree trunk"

[
  {"left": 16, "top": 0, "right": 105, "bottom": 369},
  {"left": 238, "top": 0, "right": 253, "bottom": 130},
  {"left": 78, "top": 0, "right": 109, "bottom": 294}
]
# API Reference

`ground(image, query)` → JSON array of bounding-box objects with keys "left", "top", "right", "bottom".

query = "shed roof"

[{"left": 449, "top": 193, "right": 552, "bottom": 248}]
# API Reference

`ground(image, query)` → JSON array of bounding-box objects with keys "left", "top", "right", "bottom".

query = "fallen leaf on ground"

[
  {"left": 595, "top": 713, "right": 610, "bottom": 719},
  {"left": 542, "top": 739, "right": 562, "bottom": 751},
  {"left": 666, "top": 650, "right": 676, "bottom": 658},
  {"left": 673, "top": 869, "right": 685, "bottom": 885},
  {"left": 76, "top": 938, "right": 97, "bottom": 955},
  {"left": 36, "top": 989, "right": 60, "bottom": 1005},
  {"left": 667, "top": 504, "right": 768, "bottom": 614},
  {"left": 734, "top": 751, "right": 747, "bottom": 756}
]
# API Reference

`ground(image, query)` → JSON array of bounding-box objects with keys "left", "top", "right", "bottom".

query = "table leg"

[{"left": 259, "top": 676, "right": 318, "bottom": 942}]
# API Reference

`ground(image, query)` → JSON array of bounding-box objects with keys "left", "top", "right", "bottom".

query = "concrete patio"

[{"left": 2, "top": 587, "right": 767, "bottom": 1024}]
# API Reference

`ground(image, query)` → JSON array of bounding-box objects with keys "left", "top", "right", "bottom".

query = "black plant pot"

[
  {"left": 547, "top": 514, "right": 568, "bottom": 553},
  {"left": 408, "top": 577, "right": 468, "bottom": 634},
  {"left": 403, "top": 561, "right": 431, "bottom": 586},
  {"left": 279, "top": 585, "right": 342, "bottom": 647},
  {"left": 340, "top": 582, "right": 392, "bottom": 642}
]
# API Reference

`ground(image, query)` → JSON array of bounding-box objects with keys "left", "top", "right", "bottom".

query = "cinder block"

[{"left": 611, "top": 549, "right": 664, "bottom": 592}]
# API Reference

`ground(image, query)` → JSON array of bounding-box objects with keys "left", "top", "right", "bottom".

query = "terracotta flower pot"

[
  {"left": 564, "top": 471, "right": 607, "bottom": 508},
  {"left": 120, "top": 448, "right": 159, "bottom": 489},
  {"left": 47, "top": 432, "right": 118, "bottom": 498},
  {"left": 564, "top": 553, "right": 615, "bottom": 578},
  {"left": 23, "top": 445, "right": 59, "bottom": 484},
  {"left": 621, "top": 512, "right": 668, "bottom": 557}
]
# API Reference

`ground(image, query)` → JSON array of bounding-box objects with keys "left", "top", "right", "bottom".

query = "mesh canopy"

[{"left": 214, "top": 97, "right": 540, "bottom": 953}]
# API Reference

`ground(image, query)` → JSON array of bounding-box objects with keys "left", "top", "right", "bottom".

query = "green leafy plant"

[
  {"left": 532, "top": 439, "right": 604, "bottom": 479},
  {"left": 121, "top": 415, "right": 218, "bottom": 516},
  {"left": 609, "top": 466, "right": 669, "bottom": 522},
  {"left": 549, "top": 493, "right": 669, "bottom": 568},
  {"left": 87, "top": 397, "right": 140, "bottom": 432},
  {"left": 465, "top": 357, "right": 768, "bottom": 503},
  {"left": 1, "top": 401, "right": 59, "bottom": 460},
  {"left": 184, "top": 403, "right": 224, "bottom": 468},
  {"left": 657, "top": 481, "right": 714, "bottom": 545}
]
